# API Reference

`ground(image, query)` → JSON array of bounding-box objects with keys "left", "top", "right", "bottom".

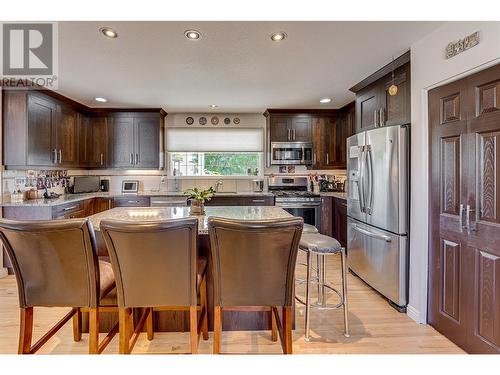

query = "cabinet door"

[
  {"left": 311, "top": 117, "right": 325, "bottom": 168},
  {"left": 55, "top": 104, "right": 80, "bottom": 167},
  {"left": 134, "top": 116, "right": 159, "bottom": 168},
  {"left": 333, "top": 198, "right": 348, "bottom": 246},
  {"left": 108, "top": 116, "right": 135, "bottom": 168},
  {"left": 355, "top": 84, "right": 380, "bottom": 133},
  {"left": 89, "top": 116, "right": 108, "bottom": 168},
  {"left": 320, "top": 196, "right": 333, "bottom": 236},
  {"left": 382, "top": 63, "right": 411, "bottom": 126},
  {"left": 324, "top": 117, "right": 342, "bottom": 168},
  {"left": 27, "top": 94, "right": 57, "bottom": 166},
  {"left": 77, "top": 113, "right": 91, "bottom": 167},
  {"left": 290, "top": 116, "right": 312, "bottom": 142},
  {"left": 270, "top": 116, "right": 290, "bottom": 142}
]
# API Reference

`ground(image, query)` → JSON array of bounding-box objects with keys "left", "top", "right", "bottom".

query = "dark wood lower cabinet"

[
  {"left": 205, "top": 195, "right": 274, "bottom": 206},
  {"left": 320, "top": 196, "right": 347, "bottom": 247},
  {"left": 428, "top": 63, "right": 500, "bottom": 353}
]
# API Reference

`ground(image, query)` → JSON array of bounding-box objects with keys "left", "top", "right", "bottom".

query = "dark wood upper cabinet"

[
  {"left": 267, "top": 112, "right": 312, "bottom": 143},
  {"left": 2, "top": 89, "right": 165, "bottom": 169},
  {"left": 27, "top": 93, "right": 57, "bottom": 166},
  {"left": 351, "top": 52, "right": 411, "bottom": 134},
  {"left": 55, "top": 104, "right": 80, "bottom": 167},
  {"left": 290, "top": 116, "right": 312, "bottom": 142},
  {"left": 108, "top": 113, "right": 161, "bottom": 169},
  {"left": 135, "top": 116, "right": 160, "bottom": 168},
  {"left": 269, "top": 116, "right": 289, "bottom": 142}
]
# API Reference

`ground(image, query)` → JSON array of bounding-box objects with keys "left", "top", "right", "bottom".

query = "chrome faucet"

[{"left": 215, "top": 179, "right": 223, "bottom": 193}]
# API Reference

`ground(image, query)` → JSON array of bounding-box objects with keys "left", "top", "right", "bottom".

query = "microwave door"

[{"left": 347, "top": 132, "right": 366, "bottom": 223}]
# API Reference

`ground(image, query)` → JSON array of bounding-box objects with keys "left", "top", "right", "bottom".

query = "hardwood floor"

[{"left": 0, "top": 252, "right": 464, "bottom": 354}]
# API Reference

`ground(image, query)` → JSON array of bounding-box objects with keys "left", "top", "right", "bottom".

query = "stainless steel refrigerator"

[{"left": 347, "top": 125, "right": 409, "bottom": 309}]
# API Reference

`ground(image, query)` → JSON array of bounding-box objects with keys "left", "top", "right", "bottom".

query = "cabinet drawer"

[
  {"left": 52, "top": 201, "right": 85, "bottom": 217},
  {"left": 113, "top": 196, "right": 150, "bottom": 207},
  {"left": 245, "top": 196, "right": 275, "bottom": 206}
]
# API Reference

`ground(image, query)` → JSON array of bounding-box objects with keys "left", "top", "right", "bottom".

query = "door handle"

[
  {"left": 326, "top": 153, "right": 329, "bottom": 165},
  {"left": 135, "top": 153, "right": 139, "bottom": 165},
  {"left": 130, "top": 153, "right": 134, "bottom": 165},
  {"left": 465, "top": 205, "right": 476, "bottom": 234},
  {"left": 53, "top": 149, "right": 57, "bottom": 164},
  {"left": 365, "top": 145, "right": 374, "bottom": 214},
  {"left": 358, "top": 145, "right": 366, "bottom": 213},
  {"left": 313, "top": 153, "right": 317, "bottom": 165},
  {"left": 301, "top": 147, "right": 305, "bottom": 164},
  {"left": 458, "top": 204, "right": 464, "bottom": 232},
  {"left": 379, "top": 108, "right": 385, "bottom": 127},
  {"left": 293, "top": 129, "right": 296, "bottom": 140},
  {"left": 100, "top": 153, "right": 104, "bottom": 166},
  {"left": 374, "top": 110, "right": 378, "bottom": 127},
  {"left": 58, "top": 149, "right": 62, "bottom": 164},
  {"left": 352, "top": 224, "right": 392, "bottom": 242},
  {"left": 287, "top": 129, "right": 291, "bottom": 141}
]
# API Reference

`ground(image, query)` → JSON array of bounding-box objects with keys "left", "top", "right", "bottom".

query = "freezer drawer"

[{"left": 347, "top": 218, "right": 408, "bottom": 306}]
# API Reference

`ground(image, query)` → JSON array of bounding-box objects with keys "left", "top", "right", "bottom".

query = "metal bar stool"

[
  {"left": 297, "top": 232, "right": 349, "bottom": 340},
  {"left": 295, "top": 224, "right": 319, "bottom": 286}
]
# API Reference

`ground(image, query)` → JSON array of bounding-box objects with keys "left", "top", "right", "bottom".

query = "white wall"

[{"left": 408, "top": 22, "right": 500, "bottom": 323}]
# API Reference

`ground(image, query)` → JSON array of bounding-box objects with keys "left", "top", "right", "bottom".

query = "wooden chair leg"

[
  {"left": 200, "top": 277, "right": 209, "bottom": 341},
  {"left": 282, "top": 306, "right": 293, "bottom": 354},
  {"left": 271, "top": 307, "right": 278, "bottom": 342},
  {"left": 73, "top": 307, "right": 82, "bottom": 342},
  {"left": 146, "top": 308, "right": 154, "bottom": 341},
  {"left": 119, "top": 308, "right": 132, "bottom": 354},
  {"left": 213, "top": 306, "right": 222, "bottom": 354},
  {"left": 189, "top": 306, "right": 198, "bottom": 354},
  {"left": 88, "top": 307, "right": 99, "bottom": 354},
  {"left": 18, "top": 307, "right": 33, "bottom": 354}
]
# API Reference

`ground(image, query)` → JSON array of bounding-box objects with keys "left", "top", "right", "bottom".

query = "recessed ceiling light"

[
  {"left": 100, "top": 27, "right": 118, "bottom": 39},
  {"left": 209, "top": 104, "right": 218, "bottom": 108},
  {"left": 185, "top": 30, "right": 201, "bottom": 40},
  {"left": 270, "top": 32, "right": 287, "bottom": 42},
  {"left": 95, "top": 97, "right": 108, "bottom": 103},
  {"left": 320, "top": 98, "right": 332, "bottom": 104}
]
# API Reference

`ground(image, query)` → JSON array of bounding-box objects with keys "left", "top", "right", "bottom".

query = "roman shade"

[{"left": 166, "top": 128, "right": 264, "bottom": 152}]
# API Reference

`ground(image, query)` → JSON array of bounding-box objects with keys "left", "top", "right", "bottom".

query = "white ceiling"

[{"left": 57, "top": 21, "right": 444, "bottom": 112}]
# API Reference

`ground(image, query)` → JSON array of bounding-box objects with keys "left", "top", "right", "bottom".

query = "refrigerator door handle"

[
  {"left": 352, "top": 224, "right": 392, "bottom": 242},
  {"left": 366, "top": 145, "right": 374, "bottom": 214},
  {"left": 358, "top": 145, "right": 366, "bottom": 213}
]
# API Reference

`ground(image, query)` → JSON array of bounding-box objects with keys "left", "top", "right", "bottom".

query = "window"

[
  {"left": 169, "top": 152, "right": 261, "bottom": 177},
  {"left": 166, "top": 127, "right": 264, "bottom": 176}
]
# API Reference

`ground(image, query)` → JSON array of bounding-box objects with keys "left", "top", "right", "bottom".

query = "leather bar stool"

[
  {"left": 0, "top": 219, "right": 117, "bottom": 354},
  {"left": 298, "top": 233, "right": 349, "bottom": 341},
  {"left": 303, "top": 223, "right": 319, "bottom": 234},
  {"left": 208, "top": 216, "right": 303, "bottom": 354},
  {"left": 100, "top": 217, "right": 208, "bottom": 354}
]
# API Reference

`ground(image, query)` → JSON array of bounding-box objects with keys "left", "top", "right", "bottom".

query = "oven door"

[
  {"left": 277, "top": 203, "right": 321, "bottom": 229},
  {"left": 271, "top": 142, "right": 312, "bottom": 165}
]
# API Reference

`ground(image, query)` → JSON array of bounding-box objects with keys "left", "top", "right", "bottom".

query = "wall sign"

[{"left": 445, "top": 31, "right": 479, "bottom": 59}]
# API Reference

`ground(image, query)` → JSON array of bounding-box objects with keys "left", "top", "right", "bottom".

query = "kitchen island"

[{"left": 87, "top": 206, "right": 294, "bottom": 333}]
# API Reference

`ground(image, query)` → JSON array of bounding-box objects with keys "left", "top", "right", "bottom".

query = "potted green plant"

[{"left": 184, "top": 187, "right": 215, "bottom": 215}]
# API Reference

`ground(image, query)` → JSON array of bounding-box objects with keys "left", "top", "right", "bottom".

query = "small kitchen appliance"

[{"left": 121, "top": 180, "right": 139, "bottom": 194}]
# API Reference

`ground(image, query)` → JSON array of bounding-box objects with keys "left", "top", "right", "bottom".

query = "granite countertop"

[
  {"left": 0, "top": 191, "right": 275, "bottom": 207},
  {"left": 88, "top": 206, "right": 292, "bottom": 234},
  {"left": 319, "top": 191, "right": 347, "bottom": 200}
]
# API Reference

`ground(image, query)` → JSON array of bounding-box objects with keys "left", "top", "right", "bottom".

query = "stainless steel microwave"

[{"left": 271, "top": 142, "right": 313, "bottom": 165}]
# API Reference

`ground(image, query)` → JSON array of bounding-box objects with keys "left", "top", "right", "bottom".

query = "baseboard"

[{"left": 406, "top": 304, "right": 423, "bottom": 323}]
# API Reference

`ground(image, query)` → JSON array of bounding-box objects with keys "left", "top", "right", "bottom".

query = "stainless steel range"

[{"left": 268, "top": 176, "right": 321, "bottom": 229}]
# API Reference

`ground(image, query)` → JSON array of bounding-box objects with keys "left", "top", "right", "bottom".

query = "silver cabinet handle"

[
  {"left": 465, "top": 205, "right": 476, "bottom": 234},
  {"left": 365, "top": 145, "right": 374, "bottom": 214},
  {"left": 288, "top": 129, "right": 291, "bottom": 141},
  {"left": 63, "top": 205, "right": 78, "bottom": 211},
  {"left": 251, "top": 199, "right": 266, "bottom": 203},
  {"left": 326, "top": 152, "right": 329, "bottom": 165},
  {"left": 374, "top": 110, "right": 378, "bottom": 127},
  {"left": 58, "top": 149, "right": 62, "bottom": 164},
  {"left": 301, "top": 147, "right": 305, "bottom": 163},
  {"left": 293, "top": 129, "right": 296, "bottom": 140},
  {"left": 130, "top": 153, "right": 134, "bottom": 165},
  {"left": 459, "top": 204, "right": 464, "bottom": 232},
  {"left": 313, "top": 153, "right": 317, "bottom": 165},
  {"left": 135, "top": 153, "right": 139, "bottom": 165},
  {"left": 53, "top": 149, "right": 57, "bottom": 164},
  {"left": 379, "top": 108, "right": 385, "bottom": 127},
  {"left": 100, "top": 153, "right": 104, "bottom": 166},
  {"left": 358, "top": 145, "right": 365, "bottom": 213},
  {"left": 352, "top": 224, "right": 392, "bottom": 242}
]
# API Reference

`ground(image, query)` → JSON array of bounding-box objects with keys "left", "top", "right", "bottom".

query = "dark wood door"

[
  {"left": 429, "top": 63, "right": 500, "bottom": 354},
  {"left": 382, "top": 63, "right": 411, "bottom": 126},
  {"left": 77, "top": 113, "right": 91, "bottom": 167},
  {"left": 290, "top": 116, "right": 312, "bottom": 142},
  {"left": 27, "top": 94, "right": 57, "bottom": 166},
  {"left": 311, "top": 117, "right": 325, "bottom": 168},
  {"left": 108, "top": 116, "right": 135, "bottom": 168},
  {"left": 270, "top": 116, "right": 290, "bottom": 142},
  {"left": 324, "top": 117, "right": 339, "bottom": 167},
  {"left": 355, "top": 83, "right": 380, "bottom": 133},
  {"left": 332, "top": 198, "right": 347, "bottom": 247},
  {"left": 320, "top": 196, "right": 333, "bottom": 236},
  {"left": 134, "top": 116, "right": 159, "bottom": 168},
  {"left": 55, "top": 104, "right": 80, "bottom": 167},
  {"left": 89, "top": 115, "right": 108, "bottom": 168}
]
